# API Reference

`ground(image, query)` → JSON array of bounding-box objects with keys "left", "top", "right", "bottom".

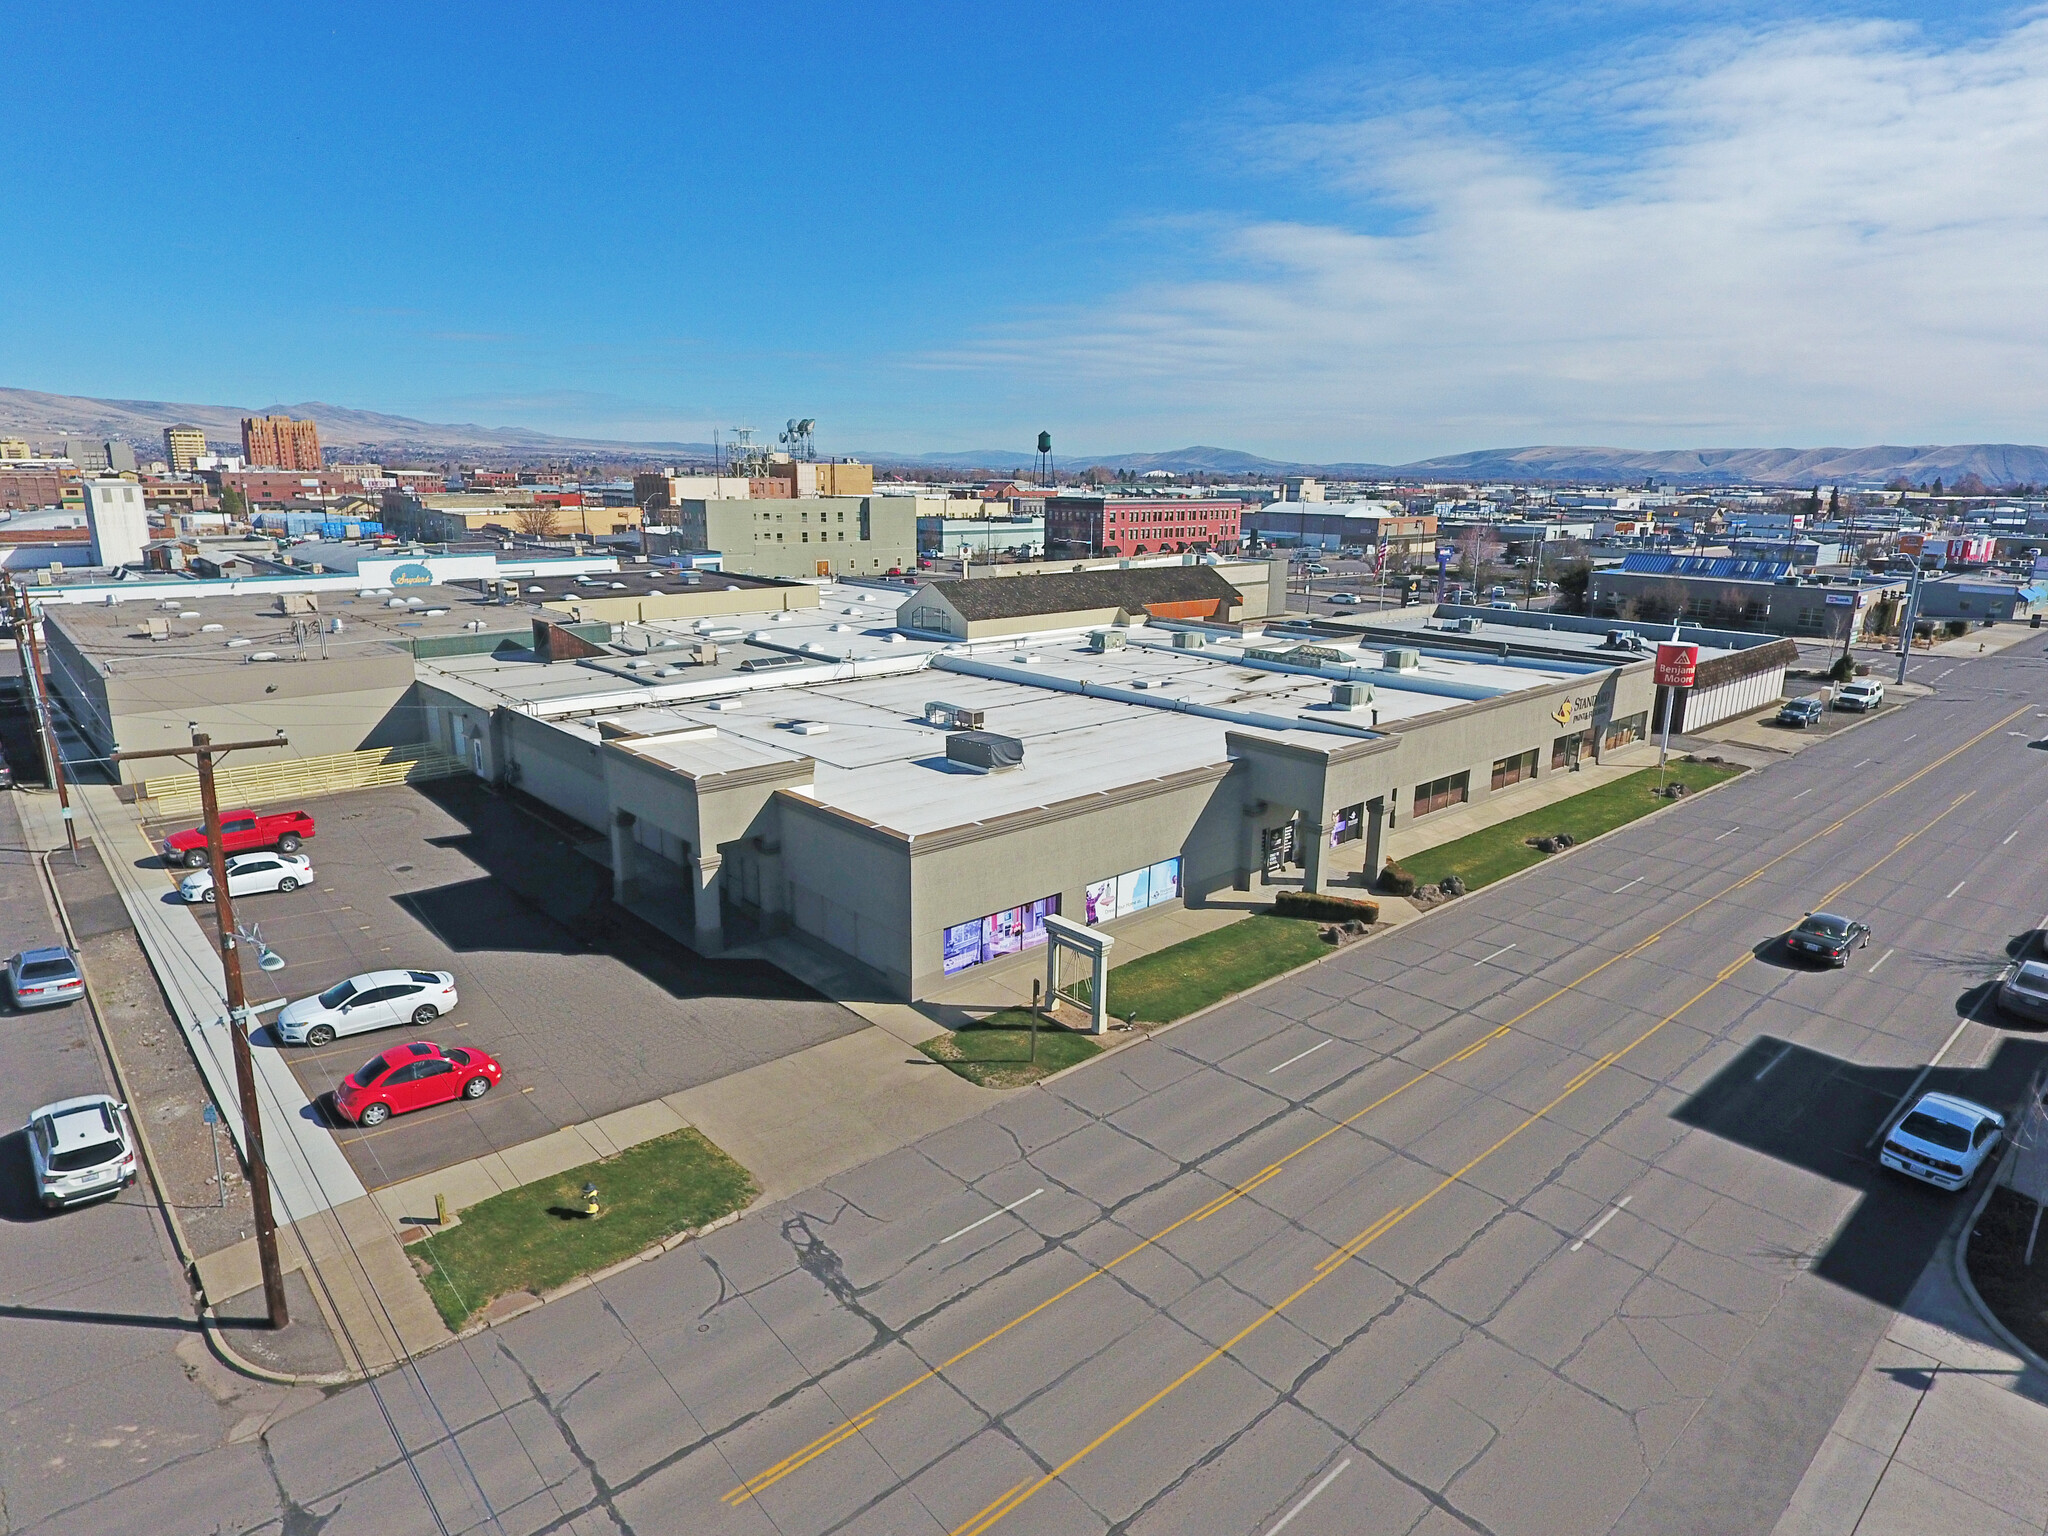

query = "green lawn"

[
  {"left": 1077, "top": 913, "right": 1330, "bottom": 1025},
  {"left": 919, "top": 1012, "right": 1104, "bottom": 1088},
  {"left": 409, "top": 1128, "right": 756, "bottom": 1332},
  {"left": 1401, "top": 759, "right": 1745, "bottom": 893}
]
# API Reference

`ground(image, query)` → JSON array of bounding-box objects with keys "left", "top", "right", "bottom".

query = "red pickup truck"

[{"left": 163, "top": 809, "right": 317, "bottom": 868}]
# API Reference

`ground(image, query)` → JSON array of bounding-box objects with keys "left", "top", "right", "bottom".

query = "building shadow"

[
  {"left": 396, "top": 777, "right": 824, "bottom": 1005},
  {"left": 1672, "top": 1032, "right": 2047, "bottom": 1349},
  {"left": 0, "top": 1129, "right": 56, "bottom": 1223}
]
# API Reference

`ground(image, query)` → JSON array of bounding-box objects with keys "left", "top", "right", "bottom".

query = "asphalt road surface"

[{"left": 29, "top": 638, "right": 2048, "bottom": 1535}]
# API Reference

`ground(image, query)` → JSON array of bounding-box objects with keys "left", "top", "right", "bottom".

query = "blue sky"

[{"left": 2, "top": 1, "right": 2042, "bottom": 461}]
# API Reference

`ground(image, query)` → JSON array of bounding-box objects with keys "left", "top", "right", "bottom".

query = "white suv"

[
  {"left": 28, "top": 1094, "right": 138, "bottom": 1209},
  {"left": 1834, "top": 679, "right": 1884, "bottom": 711}
]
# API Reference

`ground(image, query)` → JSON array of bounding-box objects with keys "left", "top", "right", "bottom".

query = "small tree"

[
  {"left": 514, "top": 504, "right": 559, "bottom": 537},
  {"left": 220, "top": 486, "right": 249, "bottom": 521},
  {"left": 1553, "top": 560, "right": 1593, "bottom": 615}
]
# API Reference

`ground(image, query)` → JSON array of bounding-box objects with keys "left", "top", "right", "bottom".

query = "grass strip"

[
  {"left": 410, "top": 1127, "right": 755, "bottom": 1332},
  {"left": 1400, "top": 760, "right": 1745, "bottom": 894},
  {"left": 1078, "top": 913, "right": 1330, "bottom": 1025},
  {"left": 1966, "top": 1184, "right": 2048, "bottom": 1361},
  {"left": 919, "top": 1012, "right": 1103, "bottom": 1088}
]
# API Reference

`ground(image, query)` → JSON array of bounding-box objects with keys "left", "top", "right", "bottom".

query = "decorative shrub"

[
  {"left": 1276, "top": 890, "right": 1382, "bottom": 923},
  {"left": 1377, "top": 860, "right": 1417, "bottom": 896}
]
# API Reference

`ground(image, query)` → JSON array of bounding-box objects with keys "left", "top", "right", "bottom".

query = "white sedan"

[
  {"left": 178, "top": 853, "right": 316, "bottom": 904},
  {"left": 1879, "top": 1092, "right": 2004, "bottom": 1191},
  {"left": 275, "top": 969, "right": 460, "bottom": 1047},
  {"left": 1327, "top": 592, "right": 1363, "bottom": 606}
]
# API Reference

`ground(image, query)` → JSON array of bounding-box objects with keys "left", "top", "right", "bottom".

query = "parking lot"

[{"left": 133, "top": 779, "right": 863, "bottom": 1189}]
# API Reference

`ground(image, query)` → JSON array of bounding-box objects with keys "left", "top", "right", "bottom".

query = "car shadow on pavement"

[
  {"left": 396, "top": 776, "right": 824, "bottom": 1005},
  {"left": 0, "top": 1129, "right": 57, "bottom": 1223},
  {"left": 1752, "top": 936, "right": 1824, "bottom": 971},
  {"left": 1673, "top": 1033, "right": 2048, "bottom": 1319}
]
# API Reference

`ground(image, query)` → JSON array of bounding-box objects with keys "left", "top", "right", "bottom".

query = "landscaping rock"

[{"left": 1439, "top": 875, "right": 1466, "bottom": 898}]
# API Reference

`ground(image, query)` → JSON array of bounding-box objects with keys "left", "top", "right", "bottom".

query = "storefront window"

[
  {"left": 1085, "top": 858, "right": 1182, "bottom": 925},
  {"left": 942, "top": 894, "right": 1060, "bottom": 976},
  {"left": 1330, "top": 802, "right": 1365, "bottom": 845},
  {"left": 1490, "top": 749, "right": 1538, "bottom": 790},
  {"left": 1413, "top": 772, "right": 1470, "bottom": 817}
]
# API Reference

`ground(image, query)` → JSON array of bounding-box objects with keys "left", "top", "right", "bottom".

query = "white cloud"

[{"left": 938, "top": 16, "right": 2048, "bottom": 460}]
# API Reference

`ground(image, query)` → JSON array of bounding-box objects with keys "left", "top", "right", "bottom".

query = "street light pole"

[
  {"left": 2, "top": 578, "right": 78, "bottom": 856},
  {"left": 115, "top": 730, "right": 292, "bottom": 1329}
]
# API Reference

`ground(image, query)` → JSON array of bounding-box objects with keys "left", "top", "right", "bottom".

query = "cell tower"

[{"left": 779, "top": 418, "right": 817, "bottom": 461}]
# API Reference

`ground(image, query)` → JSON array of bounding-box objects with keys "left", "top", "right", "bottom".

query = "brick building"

[
  {"left": 240, "top": 414, "right": 323, "bottom": 470},
  {"left": 1044, "top": 496, "right": 1242, "bottom": 557}
]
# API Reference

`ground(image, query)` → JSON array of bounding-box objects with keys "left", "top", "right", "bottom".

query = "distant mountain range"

[{"left": 2, "top": 385, "right": 2042, "bottom": 487}]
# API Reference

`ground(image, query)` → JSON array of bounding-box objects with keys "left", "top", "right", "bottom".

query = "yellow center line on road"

[
  {"left": 948, "top": 783, "right": 1985, "bottom": 1536},
  {"left": 724, "top": 704, "right": 2029, "bottom": 1512}
]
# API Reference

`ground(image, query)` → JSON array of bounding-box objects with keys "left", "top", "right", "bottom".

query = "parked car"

[
  {"left": 1489, "top": 600, "right": 1515, "bottom": 610},
  {"left": 1785, "top": 911, "right": 1871, "bottom": 965},
  {"left": 331, "top": 1041, "right": 503, "bottom": 1127},
  {"left": 1879, "top": 1092, "right": 2003, "bottom": 1191},
  {"left": 1327, "top": 592, "right": 1363, "bottom": 606},
  {"left": 1304, "top": 563, "right": 1330, "bottom": 576},
  {"left": 276, "top": 969, "right": 459, "bottom": 1047},
  {"left": 1777, "top": 697, "right": 1826, "bottom": 728},
  {"left": 178, "top": 853, "right": 315, "bottom": 904},
  {"left": 27, "top": 1094, "right": 137, "bottom": 1208},
  {"left": 1488, "top": 585, "right": 1507, "bottom": 598},
  {"left": 5, "top": 946, "right": 84, "bottom": 1010},
  {"left": 1998, "top": 960, "right": 2048, "bottom": 1024},
  {"left": 1834, "top": 679, "right": 1885, "bottom": 712},
  {"left": 162, "top": 808, "right": 317, "bottom": 869}
]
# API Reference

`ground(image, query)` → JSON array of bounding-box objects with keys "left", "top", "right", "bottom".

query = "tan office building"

[{"left": 163, "top": 425, "right": 207, "bottom": 471}]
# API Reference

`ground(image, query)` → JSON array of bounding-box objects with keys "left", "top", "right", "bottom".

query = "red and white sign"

[{"left": 1654, "top": 642, "right": 1699, "bottom": 688}]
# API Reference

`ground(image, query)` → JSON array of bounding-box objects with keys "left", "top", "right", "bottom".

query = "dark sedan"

[{"left": 1786, "top": 911, "right": 1871, "bottom": 966}]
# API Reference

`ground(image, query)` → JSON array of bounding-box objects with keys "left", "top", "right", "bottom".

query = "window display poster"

[
  {"left": 942, "top": 919, "right": 984, "bottom": 975},
  {"left": 1085, "top": 878, "right": 1116, "bottom": 924},
  {"left": 1330, "top": 803, "right": 1363, "bottom": 846},
  {"left": 984, "top": 904, "right": 1025, "bottom": 959},
  {"left": 1116, "top": 866, "right": 1150, "bottom": 915},
  {"left": 1021, "top": 897, "right": 1055, "bottom": 947},
  {"left": 1147, "top": 858, "right": 1181, "bottom": 906}
]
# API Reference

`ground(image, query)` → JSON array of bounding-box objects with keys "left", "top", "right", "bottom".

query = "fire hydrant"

[{"left": 580, "top": 1182, "right": 600, "bottom": 1218}]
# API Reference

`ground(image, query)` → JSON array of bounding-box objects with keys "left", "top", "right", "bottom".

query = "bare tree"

[{"left": 514, "top": 505, "right": 559, "bottom": 537}]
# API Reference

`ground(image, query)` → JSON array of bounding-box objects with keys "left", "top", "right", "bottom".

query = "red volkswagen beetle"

[{"left": 332, "top": 1041, "right": 503, "bottom": 1127}]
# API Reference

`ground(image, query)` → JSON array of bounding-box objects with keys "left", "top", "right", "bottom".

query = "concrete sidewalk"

[{"left": 1772, "top": 1225, "right": 2048, "bottom": 1535}]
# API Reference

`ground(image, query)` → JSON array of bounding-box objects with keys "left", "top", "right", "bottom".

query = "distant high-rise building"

[
  {"left": 240, "top": 414, "right": 322, "bottom": 470},
  {"left": 57, "top": 437, "right": 110, "bottom": 471},
  {"left": 163, "top": 425, "right": 206, "bottom": 471},
  {"left": 104, "top": 440, "right": 136, "bottom": 474},
  {"left": 0, "top": 437, "right": 30, "bottom": 460}
]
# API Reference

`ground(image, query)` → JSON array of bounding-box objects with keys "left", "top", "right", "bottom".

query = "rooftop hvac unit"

[
  {"left": 1087, "top": 629, "right": 1127, "bottom": 651},
  {"left": 925, "top": 700, "right": 986, "bottom": 730},
  {"left": 1331, "top": 681, "right": 1373, "bottom": 709},
  {"left": 946, "top": 730, "right": 1025, "bottom": 772},
  {"left": 1455, "top": 616, "right": 1481, "bottom": 634},
  {"left": 1171, "top": 630, "right": 1206, "bottom": 649},
  {"left": 1383, "top": 647, "right": 1422, "bottom": 671}
]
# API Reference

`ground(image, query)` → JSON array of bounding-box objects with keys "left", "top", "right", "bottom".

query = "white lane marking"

[
  {"left": 1714, "top": 826, "right": 1741, "bottom": 841},
  {"left": 1866, "top": 1014, "right": 1979, "bottom": 1149},
  {"left": 2006, "top": 828, "right": 2023, "bottom": 846},
  {"left": 1902, "top": 734, "right": 1916, "bottom": 742},
  {"left": 1571, "top": 1197, "right": 1633, "bottom": 1252},
  {"left": 1945, "top": 880, "right": 1965, "bottom": 899},
  {"left": 941, "top": 1188, "right": 1044, "bottom": 1244},
  {"left": 1936, "top": 668, "right": 1954, "bottom": 680},
  {"left": 1474, "top": 943, "right": 1518, "bottom": 967},
  {"left": 1265, "top": 1459, "right": 1352, "bottom": 1536},
  {"left": 1852, "top": 759, "right": 1873, "bottom": 769},
  {"left": 1869, "top": 947, "right": 1895, "bottom": 974},
  {"left": 1614, "top": 875, "right": 1645, "bottom": 894},
  {"left": 1267, "top": 1039, "right": 1333, "bottom": 1074},
  {"left": 1754, "top": 1043, "right": 1795, "bottom": 1081},
  {"left": 1791, "top": 786, "right": 1815, "bottom": 799}
]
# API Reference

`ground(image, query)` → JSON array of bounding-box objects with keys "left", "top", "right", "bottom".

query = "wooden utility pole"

[
  {"left": 114, "top": 730, "right": 291, "bottom": 1329},
  {"left": 2, "top": 577, "right": 77, "bottom": 855}
]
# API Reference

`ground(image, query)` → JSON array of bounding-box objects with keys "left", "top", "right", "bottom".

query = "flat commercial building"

[
  {"left": 661, "top": 496, "right": 918, "bottom": 579},
  {"left": 1241, "top": 505, "right": 1435, "bottom": 558},
  {"left": 1911, "top": 575, "right": 2048, "bottom": 624},
  {"left": 1045, "top": 496, "right": 1243, "bottom": 557},
  {"left": 403, "top": 570, "right": 1673, "bottom": 999},
  {"left": 917, "top": 515, "right": 1044, "bottom": 559},
  {"left": 1590, "top": 554, "right": 1904, "bottom": 640},
  {"left": 241, "top": 414, "right": 322, "bottom": 471}
]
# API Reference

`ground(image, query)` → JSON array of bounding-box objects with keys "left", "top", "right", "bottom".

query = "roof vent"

[
  {"left": 1087, "top": 629, "right": 1126, "bottom": 651},
  {"left": 784, "top": 720, "right": 830, "bottom": 736},
  {"left": 925, "top": 701, "right": 985, "bottom": 730}
]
